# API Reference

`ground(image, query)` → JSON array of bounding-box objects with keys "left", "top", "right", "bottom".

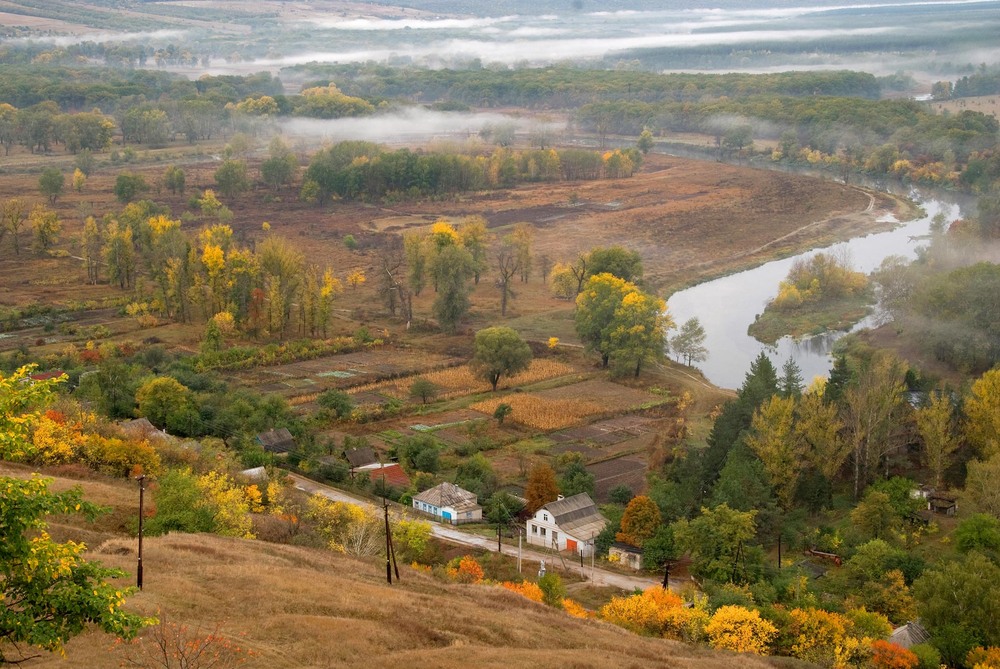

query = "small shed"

[
  {"left": 927, "top": 493, "right": 958, "bottom": 515},
  {"left": 256, "top": 428, "right": 295, "bottom": 454},
  {"left": 610, "top": 542, "right": 643, "bottom": 570},
  {"left": 413, "top": 482, "right": 483, "bottom": 525}
]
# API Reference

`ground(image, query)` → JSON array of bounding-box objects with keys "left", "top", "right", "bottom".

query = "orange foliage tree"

[
  {"left": 500, "top": 580, "right": 543, "bottom": 603},
  {"left": 447, "top": 555, "right": 484, "bottom": 584},
  {"left": 870, "top": 640, "right": 919, "bottom": 669}
]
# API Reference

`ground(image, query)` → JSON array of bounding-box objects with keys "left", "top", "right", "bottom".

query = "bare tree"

[
  {"left": 375, "top": 238, "right": 412, "bottom": 325},
  {"left": 494, "top": 239, "right": 521, "bottom": 317}
]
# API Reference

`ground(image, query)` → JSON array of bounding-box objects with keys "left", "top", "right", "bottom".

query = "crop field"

[
  {"left": 532, "top": 378, "right": 664, "bottom": 411},
  {"left": 470, "top": 394, "right": 605, "bottom": 431},
  {"left": 348, "top": 359, "right": 579, "bottom": 402},
  {"left": 549, "top": 415, "right": 657, "bottom": 446}
]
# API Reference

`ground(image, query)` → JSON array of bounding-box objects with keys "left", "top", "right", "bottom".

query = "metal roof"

[
  {"left": 541, "top": 493, "right": 607, "bottom": 539},
  {"left": 414, "top": 482, "right": 481, "bottom": 513}
]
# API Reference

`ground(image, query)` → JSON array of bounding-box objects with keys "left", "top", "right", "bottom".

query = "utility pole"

[{"left": 136, "top": 475, "right": 145, "bottom": 590}]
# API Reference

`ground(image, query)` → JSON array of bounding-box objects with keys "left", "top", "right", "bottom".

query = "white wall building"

[
  {"left": 526, "top": 493, "right": 606, "bottom": 557},
  {"left": 412, "top": 482, "right": 482, "bottom": 525}
]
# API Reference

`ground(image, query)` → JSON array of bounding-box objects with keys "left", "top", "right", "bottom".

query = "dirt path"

[{"left": 287, "top": 472, "right": 677, "bottom": 591}]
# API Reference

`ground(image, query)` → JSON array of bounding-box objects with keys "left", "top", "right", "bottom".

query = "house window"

[
  {"left": 531, "top": 524, "right": 537, "bottom": 534},
  {"left": 543, "top": 514, "right": 548, "bottom": 521},
  {"left": 552, "top": 531, "right": 559, "bottom": 544},
  {"left": 540, "top": 528, "right": 546, "bottom": 537}
]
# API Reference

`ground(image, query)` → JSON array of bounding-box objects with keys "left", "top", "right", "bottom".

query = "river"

[{"left": 665, "top": 190, "right": 967, "bottom": 390}]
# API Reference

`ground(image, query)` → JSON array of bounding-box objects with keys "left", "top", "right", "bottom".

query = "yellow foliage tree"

[
  {"left": 964, "top": 368, "right": 1000, "bottom": 458},
  {"left": 705, "top": 605, "right": 777, "bottom": 655},
  {"left": 196, "top": 471, "right": 254, "bottom": 539},
  {"left": 789, "top": 607, "right": 851, "bottom": 665}
]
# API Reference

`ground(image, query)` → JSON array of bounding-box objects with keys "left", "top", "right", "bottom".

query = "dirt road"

[{"left": 287, "top": 472, "right": 679, "bottom": 592}]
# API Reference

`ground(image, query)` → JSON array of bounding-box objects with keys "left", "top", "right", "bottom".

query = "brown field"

[
  {"left": 1, "top": 462, "right": 778, "bottom": 669},
  {"left": 349, "top": 358, "right": 580, "bottom": 401},
  {"left": 928, "top": 95, "right": 1000, "bottom": 120}
]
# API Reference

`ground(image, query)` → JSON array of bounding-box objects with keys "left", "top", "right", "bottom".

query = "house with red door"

[{"left": 526, "top": 493, "right": 606, "bottom": 557}]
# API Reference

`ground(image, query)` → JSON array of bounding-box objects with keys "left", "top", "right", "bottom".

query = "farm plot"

[
  {"left": 550, "top": 415, "right": 657, "bottom": 446},
  {"left": 227, "top": 348, "right": 461, "bottom": 399},
  {"left": 470, "top": 379, "right": 662, "bottom": 431},
  {"left": 349, "top": 359, "right": 578, "bottom": 402},
  {"left": 587, "top": 457, "right": 648, "bottom": 502}
]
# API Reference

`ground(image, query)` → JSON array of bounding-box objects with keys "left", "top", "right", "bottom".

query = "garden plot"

[
  {"left": 587, "top": 456, "right": 648, "bottom": 502},
  {"left": 470, "top": 379, "right": 663, "bottom": 431},
  {"left": 551, "top": 415, "right": 657, "bottom": 446},
  {"left": 227, "top": 348, "right": 461, "bottom": 397}
]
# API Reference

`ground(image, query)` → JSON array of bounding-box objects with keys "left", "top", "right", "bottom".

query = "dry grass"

[
  {"left": 470, "top": 394, "right": 605, "bottom": 431},
  {"left": 350, "top": 359, "right": 577, "bottom": 402},
  {"left": 3, "top": 466, "right": 777, "bottom": 669}
]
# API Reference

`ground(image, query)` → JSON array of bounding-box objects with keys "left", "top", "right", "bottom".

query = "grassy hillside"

[{"left": 3, "top": 462, "right": 776, "bottom": 669}]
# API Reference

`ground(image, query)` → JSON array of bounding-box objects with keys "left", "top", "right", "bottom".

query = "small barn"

[
  {"left": 889, "top": 621, "right": 931, "bottom": 649},
  {"left": 413, "top": 482, "right": 482, "bottom": 525},
  {"left": 256, "top": 428, "right": 295, "bottom": 455}
]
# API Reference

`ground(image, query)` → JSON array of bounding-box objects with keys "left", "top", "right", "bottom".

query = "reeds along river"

[{"left": 665, "top": 191, "right": 967, "bottom": 390}]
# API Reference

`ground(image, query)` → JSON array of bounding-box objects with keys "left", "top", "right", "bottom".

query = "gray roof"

[
  {"left": 256, "top": 428, "right": 294, "bottom": 453},
  {"left": 345, "top": 446, "right": 378, "bottom": 468},
  {"left": 413, "top": 482, "right": 481, "bottom": 513},
  {"left": 889, "top": 621, "right": 931, "bottom": 649},
  {"left": 541, "top": 493, "right": 607, "bottom": 539}
]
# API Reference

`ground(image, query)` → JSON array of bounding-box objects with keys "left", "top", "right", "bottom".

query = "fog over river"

[{"left": 666, "top": 194, "right": 965, "bottom": 390}]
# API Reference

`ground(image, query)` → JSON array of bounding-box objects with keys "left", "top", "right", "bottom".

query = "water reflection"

[{"left": 666, "top": 194, "right": 963, "bottom": 389}]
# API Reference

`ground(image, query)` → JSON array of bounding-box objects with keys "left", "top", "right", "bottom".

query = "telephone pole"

[{"left": 136, "top": 475, "right": 145, "bottom": 590}]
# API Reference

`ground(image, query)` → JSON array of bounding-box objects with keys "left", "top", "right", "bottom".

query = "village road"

[{"left": 287, "top": 472, "right": 682, "bottom": 592}]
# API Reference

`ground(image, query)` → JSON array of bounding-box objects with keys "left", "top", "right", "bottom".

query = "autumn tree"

[
  {"left": 459, "top": 215, "right": 490, "bottom": 284},
  {"left": 746, "top": 395, "right": 803, "bottom": 509},
  {"left": 471, "top": 326, "right": 532, "bottom": 392},
  {"left": 795, "top": 386, "right": 849, "bottom": 481},
  {"left": 965, "top": 454, "right": 1000, "bottom": 517},
  {"left": 525, "top": 463, "right": 560, "bottom": 514},
  {"left": 575, "top": 273, "right": 635, "bottom": 368},
  {"left": 409, "top": 378, "right": 439, "bottom": 405},
  {"left": 842, "top": 352, "right": 908, "bottom": 498},
  {"left": 103, "top": 222, "right": 136, "bottom": 290},
  {"left": 1, "top": 198, "right": 29, "bottom": 255},
  {"left": 511, "top": 223, "right": 533, "bottom": 283},
  {"left": 616, "top": 495, "right": 662, "bottom": 547},
  {"left": 135, "top": 376, "right": 194, "bottom": 429},
  {"left": 0, "top": 476, "right": 150, "bottom": 664},
  {"left": 964, "top": 367, "right": 1000, "bottom": 457},
  {"left": 914, "top": 390, "right": 961, "bottom": 489},
  {"left": 609, "top": 288, "right": 671, "bottom": 377},
  {"left": 72, "top": 168, "right": 86, "bottom": 193},
  {"left": 29, "top": 204, "right": 61, "bottom": 254},
  {"left": 705, "top": 605, "right": 777, "bottom": 655}
]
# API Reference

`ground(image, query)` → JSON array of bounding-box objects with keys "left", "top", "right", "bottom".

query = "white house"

[
  {"left": 412, "top": 482, "right": 483, "bottom": 525},
  {"left": 526, "top": 493, "right": 606, "bottom": 557}
]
